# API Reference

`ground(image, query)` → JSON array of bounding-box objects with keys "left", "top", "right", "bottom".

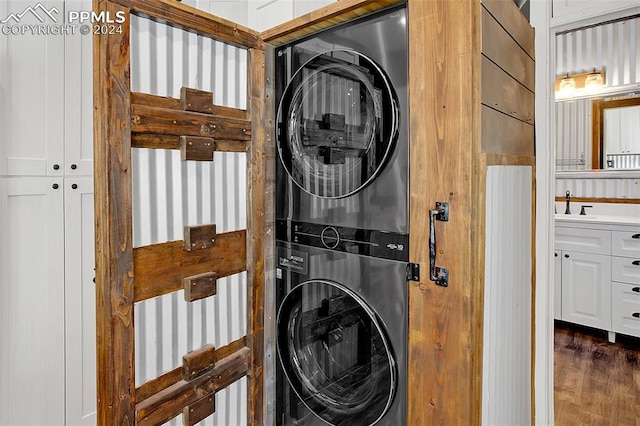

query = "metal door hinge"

[{"left": 407, "top": 263, "right": 420, "bottom": 282}]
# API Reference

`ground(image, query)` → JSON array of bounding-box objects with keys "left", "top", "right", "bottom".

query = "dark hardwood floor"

[{"left": 555, "top": 321, "right": 640, "bottom": 426}]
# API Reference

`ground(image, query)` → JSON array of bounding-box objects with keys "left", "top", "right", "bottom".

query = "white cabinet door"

[
  {"left": 554, "top": 251, "right": 562, "bottom": 320},
  {"left": 64, "top": 0, "right": 94, "bottom": 177},
  {"left": 248, "top": 0, "right": 337, "bottom": 31},
  {"left": 0, "top": 1, "right": 65, "bottom": 176},
  {"left": 64, "top": 177, "right": 96, "bottom": 425},
  {"left": 561, "top": 251, "right": 611, "bottom": 330},
  {"left": 0, "top": 177, "right": 65, "bottom": 425}
]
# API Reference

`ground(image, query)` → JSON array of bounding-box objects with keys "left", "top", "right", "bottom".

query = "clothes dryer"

[
  {"left": 275, "top": 220, "right": 408, "bottom": 426},
  {"left": 275, "top": 5, "right": 408, "bottom": 234}
]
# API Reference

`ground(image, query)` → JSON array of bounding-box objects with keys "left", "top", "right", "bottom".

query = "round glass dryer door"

[
  {"left": 277, "top": 280, "right": 396, "bottom": 426},
  {"left": 277, "top": 50, "right": 399, "bottom": 199}
]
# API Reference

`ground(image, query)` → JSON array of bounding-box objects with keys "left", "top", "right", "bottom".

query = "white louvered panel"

[
  {"left": 556, "top": 177, "right": 640, "bottom": 198},
  {"left": 556, "top": 16, "right": 640, "bottom": 87},
  {"left": 130, "top": 15, "right": 248, "bottom": 426},
  {"left": 482, "top": 166, "right": 532, "bottom": 426}
]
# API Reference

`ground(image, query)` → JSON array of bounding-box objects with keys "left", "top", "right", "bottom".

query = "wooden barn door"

[{"left": 93, "top": 0, "right": 266, "bottom": 423}]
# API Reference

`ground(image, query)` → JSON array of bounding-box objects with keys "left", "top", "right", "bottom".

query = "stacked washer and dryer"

[{"left": 274, "top": 6, "right": 409, "bottom": 426}]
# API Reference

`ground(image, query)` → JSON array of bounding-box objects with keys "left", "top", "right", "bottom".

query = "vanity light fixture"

[{"left": 555, "top": 69, "right": 606, "bottom": 97}]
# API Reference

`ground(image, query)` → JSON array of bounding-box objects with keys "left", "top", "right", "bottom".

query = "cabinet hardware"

[
  {"left": 632, "top": 260, "right": 640, "bottom": 266},
  {"left": 564, "top": 254, "right": 569, "bottom": 258},
  {"left": 632, "top": 287, "right": 640, "bottom": 293},
  {"left": 53, "top": 164, "right": 60, "bottom": 170},
  {"left": 429, "top": 201, "right": 449, "bottom": 287},
  {"left": 633, "top": 234, "right": 640, "bottom": 239},
  {"left": 633, "top": 313, "right": 640, "bottom": 319},
  {"left": 71, "top": 184, "right": 78, "bottom": 190},
  {"left": 554, "top": 253, "right": 558, "bottom": 257},
  {"left": 70, "top": 164, "right": 77, "bottom": 170},
  {"left": 52, "top": 183, "right": 59, "bottom": 189},
  {"left": 407, "top": 263, "right": 420, "bottom": 282}
]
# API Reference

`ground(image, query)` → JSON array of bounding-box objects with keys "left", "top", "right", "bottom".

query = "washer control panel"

[{"left": 276, "top": 219, "right": 409, "bottom": 261}]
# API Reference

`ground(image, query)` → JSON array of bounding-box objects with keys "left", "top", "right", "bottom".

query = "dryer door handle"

[{"left": 429, "top": 202, "right": 449, "bottom": 287}]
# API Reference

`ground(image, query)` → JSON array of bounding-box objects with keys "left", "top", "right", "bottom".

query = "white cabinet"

[
  {"left": 0, "top": 0, "right": 93, "bottom": 177},
  {"left": 248, "top": 0, "right": 337, "bottom": 31},
  {"left": 610, "top": 229, "right": 640, "bottom": 339},
  {"left": 554, "top": 251, "right": 562, "bottom": 319},
  {"left": 0, "top": 177, "right": 96, "bottom": 425},
  {"left": 0, "top": 178, "right": 65, "bottom": 425},
  {"left": 560, "top": 251, "right": 611, "bottom": 330}
]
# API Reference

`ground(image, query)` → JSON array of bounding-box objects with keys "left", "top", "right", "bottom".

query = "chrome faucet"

[{"left": 564, "top": 190, "right": 571, "bottom": 215}]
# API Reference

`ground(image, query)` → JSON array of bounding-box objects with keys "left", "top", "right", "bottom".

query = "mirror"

[{"left": 556, "top": 93, "right": 640, "bottom": 171}]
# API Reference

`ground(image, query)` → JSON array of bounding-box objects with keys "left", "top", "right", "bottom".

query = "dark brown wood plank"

[
  {"left": 181, "top": 136, "right": 215, "bottom": 161},
  {"left": 247, "top": 47, "right": 267, "bottom": 426},
  {"left": 131, "top": 104, "right": 252, "bottom": 141},
  {"left": 132, "top": 134, "right": 247, "bottom": 152},
  {"left": 592, "top": 98, "right": 603, "bottom": 169},
  {"left": 481, "top": 105, "right": 535, "bottom": 157},
  {"left": 184, "top": 272, "right": 218, "bottom": 302},
  {"left": 261, "top": 0, "right": 404, "bottom": 46},
  {"left": 481, "top": 0, "right": 534, "bottom": 59},
  {"left": 131, "top": 91, "right": 180, "bottom": 109},
  {"left": 111, "top": 0, "right": 263, "bottom": 49},
  {"left": 183, "top": 224, "right": 217, "bottom": 251},
  {"left": 481, "top": 55, "right": 534, "bottom": 124},
  {"left": 407, "top": 0, "right": 482, "bottom": 423},
  {"left": 481, "top": 7, "right": 535, "bottom": 91},
  {"left": 132, "top": 92, "right": 249, "bottom": 120},
  {"left": 182, "top": 345, "right": 217, "bottom": 381},
  {"left": 135, "top": 337, "right": 247, "bottom": 402},
  {"left": 136, "top": 347, "right": 250, "bottom": 425},
  {"left": 133, "top": 230, "right": 246, "bottom": 302},
  {"left": 181, "top": 87, "right": 214, "bottom": 114},
  {"left": 93, "top": 0, "right": 135, "bottom": 423},
  {"left": 182, "top": 393, "right": 216, "bottom": 426}
]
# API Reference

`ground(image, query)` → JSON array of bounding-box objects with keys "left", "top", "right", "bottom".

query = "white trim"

[
  {"left": 531, "top": 0, "right": 555, "bottom": 424},
  {"left": 556, "top": 170, "right": 640, "bottom": 179}
]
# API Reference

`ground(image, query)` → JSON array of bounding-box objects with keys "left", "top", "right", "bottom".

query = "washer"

[
  {"left": 275, "top": 5, "right": 408, "bottom": 234},
  {"left": 275, "top": 220, "right": 407, "bottom": 426}
]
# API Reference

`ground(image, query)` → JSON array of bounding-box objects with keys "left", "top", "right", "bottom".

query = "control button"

[{"left": 320, "top": 226, "right": 340, "bottom": 249}]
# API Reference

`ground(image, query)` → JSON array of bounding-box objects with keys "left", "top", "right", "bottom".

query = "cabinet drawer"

[
  {"left": 612, "top": 256, "right": 640, "bottom": 285},
  {"left": 555, "top": 227, "right": 611, "bottom": 255},
  {"left": 612, "top": 282, "right": 640, "bottom": 338},
  {"left": 612, "top": 230, "right": 640, "bottom": 258}
]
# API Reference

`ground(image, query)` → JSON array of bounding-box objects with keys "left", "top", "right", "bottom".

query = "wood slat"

[
  {"left": 407, "top": 0, "right": 482, "bottom": 423},
  {"left": 481, "top": 0, "right": 534, "bottom": 59},
  {"left": 554, "top": 197, "right": 640, "bottom": 204},
  {"left": 481, "top": 8, "right": 535, "bottom": 92},
  {"left": 110, "top": 0, "right": 263, "bottom": 49},
  {"left": 131, "top": 104, "right": 252, "bottom": 141},
  {"left": 481, "top": 55, "right": 534, "bottom": 124},
  {"left": 181, "top": 87, "right": 214, "bottom": 114},
  {"left": 182, "top": 345, "right": 217, "bottom": 381},
  {"left": 181, "top": 136, "right": 215, "bottom": 161},
  {"left": 93, "top": 0, "right": 136, "bottom": 422},
  {"left": 135, "top": 338, "right": 247, "bottom": 402},
  {"left": 133, "top": 230, "right": 246, "bottom": 302},
  {"left": 182, "top": 393, "right": 216, "bottom": 426},
  {"left": 261, "top": 0, "right": 404, "bottom": 46},
  {"left": 136, "top": 347, "right": 251, "bottom": 425},
  {"left": 247, "top": 47, "right": 267, "bottom": 426},
  {"left": 132, "top": 134, "right": 247, "bottom": 152},
  {"left": 183, "top": 224, "right": 216, "bottom": 251},
  {"left": 184, "top": 272, "right": 218, "bottom": 302},
  {"left": 132, "top": 92, "right": 249, "bottom": 120},
  {"left": 482, "top": 105, "right": 535, "bottom": 157},
  {"left": 592, "top": 98, "right": 604, "bottom": 169}
]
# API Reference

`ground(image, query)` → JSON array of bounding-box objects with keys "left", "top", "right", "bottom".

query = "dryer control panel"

[{"left": 276, "top": 219, "right": 409, "bottom": 262}]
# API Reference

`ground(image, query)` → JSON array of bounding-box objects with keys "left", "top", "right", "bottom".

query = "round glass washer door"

[
  {"left": 277, "top": 280, "right": 396, "bottom": 426},
  {"left": 277, "top": 50, "right": 399, "bottom": 199}
]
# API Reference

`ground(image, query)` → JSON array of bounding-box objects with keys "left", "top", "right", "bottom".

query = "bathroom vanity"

[{"left": 555, "top": 210, "right": 640, "bottom": 342}]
